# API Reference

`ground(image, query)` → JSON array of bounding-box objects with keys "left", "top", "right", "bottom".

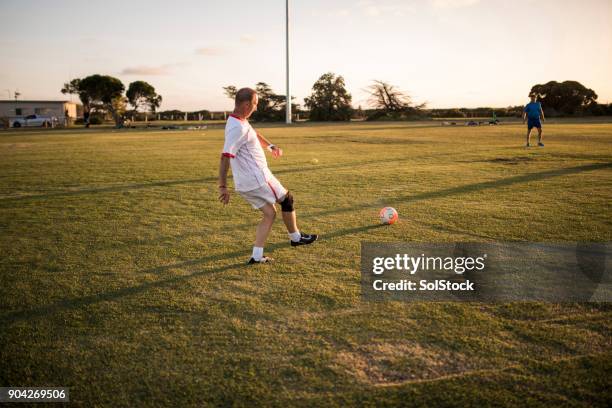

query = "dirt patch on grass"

[
  {"left": 304, "top": 136, "right": 425, "bottom": 145},
  {"left": 1, "top": 143, "right": 34, "bottom": 149},
  {"left": 486, "top": 156, "right": 534, "bottom": 165},
  {"left": 345, "top": 137, "right": 425, "bottom": 145},
  {"left": 334, "top": 342, "right": 485, "bottom": 385}
]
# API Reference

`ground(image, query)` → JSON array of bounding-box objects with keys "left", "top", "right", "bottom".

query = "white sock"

[
  {"left": 289, "top": 231, "right": 301, "bottom": 242},
  {"left": 252, "top": 246, "right": 264, "bottom": 261}
]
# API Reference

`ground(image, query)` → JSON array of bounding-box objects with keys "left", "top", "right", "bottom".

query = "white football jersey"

[{"left": 222, "top": 115, "right": 274, "bottom": 192}]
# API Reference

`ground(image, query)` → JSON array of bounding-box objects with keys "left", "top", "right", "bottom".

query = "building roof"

[{"left": 0, "top": 100, "right": 77, "bottom": 104}]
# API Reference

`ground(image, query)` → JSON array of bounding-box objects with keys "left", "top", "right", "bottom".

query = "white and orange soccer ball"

[{"left": 379, "top": 207, "right": 398, "bottom": 225}]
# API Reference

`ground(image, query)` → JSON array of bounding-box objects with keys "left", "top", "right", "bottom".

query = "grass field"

[{"left": 1, "top": 121, "right": 611, "bottom": 406}]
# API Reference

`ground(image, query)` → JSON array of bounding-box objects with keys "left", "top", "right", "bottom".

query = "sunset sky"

[{"left": 1, "top": 0, "right": 610, "bottom": 111}]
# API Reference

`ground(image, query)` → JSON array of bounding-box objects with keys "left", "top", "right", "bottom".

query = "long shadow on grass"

[
  {"left": 0, "top": 223, "right": 384, "bottom": 325},
  {"left": 296, "top": 162, "right": 612, "bottom": 220},
  {"left": 140, "top": 216, "right": 494, "bottom": 249},
  {"left": 300, "top": 124, "right": 442, "bottom": 135},
  {"left": 127, "top": 162, "right": 608, "bottom": 247},
  {"left": 0, "top": 157, "right": 413, "bottom": 203},
  {"left": 0, "top": 146, "right": 502, "bottom": 204}
]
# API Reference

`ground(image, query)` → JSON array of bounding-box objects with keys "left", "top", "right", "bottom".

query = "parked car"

[{"left": 11, "top": 114, "right": 54, "bottom": 128}]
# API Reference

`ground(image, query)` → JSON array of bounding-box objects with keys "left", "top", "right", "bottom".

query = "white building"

[{"left": 0, "top": 100, "right": 79, "bottom": 121}]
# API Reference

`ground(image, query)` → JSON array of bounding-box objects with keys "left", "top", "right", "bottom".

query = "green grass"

[{"left": 1, "top": 122, "right": 611, "bottom": 406}]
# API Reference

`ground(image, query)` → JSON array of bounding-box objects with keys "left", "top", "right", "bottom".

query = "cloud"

[
  {"left": 357, "top": 1, "right": 414, "bottom": 17},
  {"left": 120, "top": 63, "right": 183, "bottom": 76},
  {"left": 360, "top": 2, "right": 381, "bottom": 17},
  {"left": 240, "top": 35, "right": 256, "bottom": 44},
  {"left": 327, "top": 8, "right": 350, "bottom": 17},
  {"left": 195, "top": 47, "right": 225, "bottom": 56},
  {"left": 363, "top": 5, "right": 380, "bottom": 16},
  {"left": 121, "top": 66, "right": 170, "bottom": 75},
  {"left": 430, "top": 0, "right": 480, "bottom": 9},
  {"left": 78, "top": 37, "right": 101, "bottom": 44},
  {"left": 310, "top": 8, "right": 350, "bottom": 17}
]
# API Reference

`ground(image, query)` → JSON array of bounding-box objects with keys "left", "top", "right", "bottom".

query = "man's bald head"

[
  {"left": 233, "top": 87, "right": 259, "bottom": 119},
  {"left": 235, "top": 88, "right": 257, "bottom": 105}
]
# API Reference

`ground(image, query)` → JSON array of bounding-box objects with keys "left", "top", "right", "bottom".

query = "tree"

[
  {"left": 111, "top": 96, "right": 128, "bottom": 123},
  {"left": 193, "top": 109, "right": 211, "bottom": 120},
  {"left": 126, "top": 81, "right": 162, "bottom": 121},
  {"left": 61, "top": 78, "right": 91, "bottom": 111},
  {"left": 222, "top": 82, "right": 296, "bottom": 121},
  {"left": 304, "top": 72, "right": 353, "bottom": 121},
  {"left": 586, "top": 103, "right": 612, "bottom": 116},
  {"left": 223, "top": 85, "right": 237, "bottom": 99},
  {"left": 530, "top": 81, "right": 598, "bottom": 116},
  {"left": 159, "top": 109, "right": 184, "bottom": 120},
  {"left": 367, "top": 80, "right": 409, "bottom": 112},
  {"left": 356, "top": 105, "right": 364, "bottom": 119},
  {"left": 252, "top": 82, "right": 288, "bottom": 121},
  {"left": 61, "top": 74, "right": 126, "bottom": 127},
  {"left": 80, "top": 75, "right": 125, "bottom": 127},
  {"left": 365, "top": 80, "right": 426, "bottom": 120}
]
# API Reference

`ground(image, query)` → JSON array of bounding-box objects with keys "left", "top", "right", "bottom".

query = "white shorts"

[{"left": 238, "top": 175, "right": 288, "bottom": 209}]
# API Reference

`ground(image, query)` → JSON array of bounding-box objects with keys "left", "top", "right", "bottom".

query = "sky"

[{"left": 0, "top": 0, "right": 610, "bottom": 111}]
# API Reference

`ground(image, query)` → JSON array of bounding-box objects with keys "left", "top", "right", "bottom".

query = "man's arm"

[
  {"left": 218, "top": 154, "right": 231, "bottom": 205},
  {"left": 256, "top": 131, "right": 283, "bottom": 158},
  {"left": 256, "top": 131, "right": 272, "bottom": 149},
  {"left": 540, "top": 106, "right": 545, "bottom": 121},
  {"left": 522, "top": 109, "right": 527, "bottom": 123}
]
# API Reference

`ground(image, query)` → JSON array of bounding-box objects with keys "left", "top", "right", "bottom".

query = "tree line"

[
  {"left": 61, "top": 75, "right": 162, "bottom": 127},
  {"left": 60, "top": 73, "right": 611, "bottom": 126},
  {"left": 223, "top": 73, "right": 428, "bottom": 122},
  {"left": 224, "top": 75, "right": 611, "bottom": 122}
]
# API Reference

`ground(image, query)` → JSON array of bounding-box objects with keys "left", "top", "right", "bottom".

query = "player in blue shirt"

[{"left": 523, "top": 94, "right": 545, "bottom": 147}]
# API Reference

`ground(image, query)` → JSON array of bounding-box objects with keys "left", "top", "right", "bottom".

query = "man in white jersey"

[{"left": 218, "top": 88, "right": 318, "bottom": 264}]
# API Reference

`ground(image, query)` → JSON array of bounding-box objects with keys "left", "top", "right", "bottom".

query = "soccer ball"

[
  {"left": 310, "top": 158, "right": 319, "bottom": 165},
  {"left": 379, "top": 207, "right": 398, "bottom": 225}
]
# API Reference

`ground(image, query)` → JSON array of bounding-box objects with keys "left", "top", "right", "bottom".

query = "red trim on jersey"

[
  {"left": 222, "top": 152, "right": 235, "bottom": 158},
  {"left": 229, "top": 114, "right": 246, "bottom": 121},
  {"left": 267, "top": 181, "right": 278, "bottom": 200}
]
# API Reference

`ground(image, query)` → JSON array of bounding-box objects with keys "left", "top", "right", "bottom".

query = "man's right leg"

[
  {"left": 278, "top": 192, "right": 300, "bottom": 241},
  {"left": 278, "top": 192, "right": 318, "bottom": 247},
  {"left": 281, "top": 209, "right": 298, "bottom": 233},
  {"left": 526, "top": 127, "right": 532, "bottom": 146}
]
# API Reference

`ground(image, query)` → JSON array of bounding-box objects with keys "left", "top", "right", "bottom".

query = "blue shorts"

[{"left": 527, "top": 118, "right": 541, "bottom": 130}]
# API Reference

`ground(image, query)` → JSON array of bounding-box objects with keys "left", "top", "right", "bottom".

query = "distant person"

[
  {"left": 523, "top": 94, "right": 545, "bottom": 147},
  {"left": 218, "top": 88, "right": 318, "bottom": 264},
  {"left": 83, "top": 109, "right": 90, "bottom": 128}
]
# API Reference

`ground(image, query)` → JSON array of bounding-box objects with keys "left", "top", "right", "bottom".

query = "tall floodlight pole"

[{"left": 285, "top": 0, "right": 291, "bottom": 124}]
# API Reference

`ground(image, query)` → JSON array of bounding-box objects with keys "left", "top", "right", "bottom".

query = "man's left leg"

[
  {"left": 526, "top": 126, "right": 532, "bottom": 147},
  {"left": 248, "top": 203, "right": 276, "bottom": 264}
]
